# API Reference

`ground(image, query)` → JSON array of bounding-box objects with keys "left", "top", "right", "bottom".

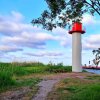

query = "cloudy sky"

[{"left": 0, "top": 0, "right": 100, "bottom": 65}]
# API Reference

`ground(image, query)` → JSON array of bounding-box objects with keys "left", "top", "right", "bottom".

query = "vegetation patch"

[
  {"left": 46, "top": 63, "right": 72, "bottom": 73},
  {"left": 0, "top": 62, "right": 71, "bottom": 93},
  {"left": 0, "top": 76, "right": 41, "bottom": 93},
  {"left": 85, "top": 75, "right": 100, "bottom": 80},
  {"left": 47, "top": 76, "right": 100, "bottom": 100},
  {"left": 0, "top": 71, "right": 15, "bottom": 88}
]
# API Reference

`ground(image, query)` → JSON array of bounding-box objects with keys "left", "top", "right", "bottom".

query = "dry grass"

[{"left": 47, "top": 73, "right": 100, "bottom": 100}]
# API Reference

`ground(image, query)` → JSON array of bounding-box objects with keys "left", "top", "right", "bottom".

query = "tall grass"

[
  {"left": 0, "top": 71, "right": 15, "bottom": 87},
  {"left": 0, "top": 62, "right": 72, "bottom": 76},
  {"left": 0, "top": 65, "right": 15, "bottom": 91},
  {"left": 0, "top": 62, "right": 72, "bottom": 92}
]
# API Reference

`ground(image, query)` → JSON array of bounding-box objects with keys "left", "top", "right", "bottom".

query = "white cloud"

[
  {"left": 52, "top": 27, "right": 72, "bottom": 47},
  {"left": 0, "top": 11, "right": 72, "bottom": 50},
  {"left": 82, "top": 14, "right": 100, "bottom": 25},
  {"left": 11, "top": 11, "right": 24, "bottom": 22},
  {"left": 25, "top": 51, "right": 64, "bottom": 57},
  {"left": 2, "top": 11, "right": 100, "bottom": 63},
  {"left": 1, "top": 31, "right": 59, "bottom": 49},
  {"left": 0, "top": 11, "right": 59, "bottom": 49},
  {"left": 82, "top": 14, "right": 95, "bottom": 25},
  {"left": 0, "top": 11, "right": 38, "bottom": 36},
  {"left": 0, "top": 45, "right": 23, "bottom": 52},
  {"left": 83, "top": 34, "right": 100, "bottom": 50},
  {"left": 0, "top": 21, "right": 34, "bottom": 36},
  {"left": 53, "top": 27, "right": 68, "bottom": 35}
]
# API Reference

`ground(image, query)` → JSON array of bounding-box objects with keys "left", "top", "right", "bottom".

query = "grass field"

[
  {"left": 0, "top": 62, "right": 72, "bottom": 92},
  {"left": 47, "top": 75, "right": 100, "bottom": 100},
  {"left": 0, "top": 62, "right": 100, "bottom": 100}
]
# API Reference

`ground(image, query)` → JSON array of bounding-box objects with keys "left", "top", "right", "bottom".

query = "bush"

[{"left": 46, "top": 64, "right": 72, "bottom": 73}]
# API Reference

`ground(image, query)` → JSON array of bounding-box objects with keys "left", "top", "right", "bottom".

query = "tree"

[
  {"left": 92, "top": 48, "right": 100, "bottom": 67},
  {"left": 31, "top": 0, "right": 100, "bottom": 30}
]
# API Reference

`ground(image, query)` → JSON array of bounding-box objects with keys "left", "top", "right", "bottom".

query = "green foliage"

[
  {"left": 13, "top": 67, "right": 28, "bottom": 76},
  {"left": 46, "top": 63, "right": 72, "bottom": 73},
  {"left": 85, "top": 75, "right": 100, "bottom": 80},
  {"left": 82, "top": 69, "right": 87, "bottom": 72},
  {"left": 92, "top": 48, "right": 100, "bottom": 67},
  {"left": 52, "top": 77, "right": 100, "bottom": 100},
  {"left": 57, "top": 84, "right": 100, "bottom": 100},
  {"left": 0, "top": 71, "right": 15, "bottom": 87},
  {"left": 0, "top": 62, "right": 44, "bottom": 92},
  {"left": 17, "top": 78, "right": 41, "bottom": 87},
  {"left": 0, "top": 63, "right": 15, "bottom": 89},
  {"left": 0, "top": 62, "right": 72, "bottom": 92},
  {"left": 32, "top": 0, "right": 100, "bottom": 30},
  {"left": 71, "top": 84, "right": 100, "bottom": 100},
  {"left": 0, "top": 62, "right": 46, "bottom": 77},
  {"left": 0, "top": 62, "right": 72, "bottom": 77}
]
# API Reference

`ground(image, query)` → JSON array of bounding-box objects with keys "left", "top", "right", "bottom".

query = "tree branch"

[
  {"left": 84, "top": 0, "right": 100, "bottom": 15},
  {"left": 90, "top": 0, "right": 100, "bottom": 9},
  {"left": 96, "top": 0, "right": 100, "bottom": 6}
]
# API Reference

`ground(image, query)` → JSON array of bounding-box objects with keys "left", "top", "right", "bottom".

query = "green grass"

[
  {"left": 70, "top": 84, "right": 100, "bottom": 100},
  {"left": 47, "top": 76, "right": 100, "bottom": 100},
  {"left": 46, "top": 63, "right": 72, "bottom": 73},
  {"left": 57, "top": 84, "right": 100, "bottom": 100},
  {"left": 0, "top": 71, "right": 15, "bottom": 87},
  {"left": 0, "top": 62, "right": 72, "bottom": 92},
  {"left": 0, "top": 76, "right": 41, "bottom": 93},
  {"left": 17, "top": 78, "right": 41, "bottom": 87},
  {"left": 85, "top": 75, "right": 100, "bottom": 80}
]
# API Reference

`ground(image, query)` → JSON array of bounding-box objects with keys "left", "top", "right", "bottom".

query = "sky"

[{"left": 0, "top": 0, "right": 100, "bottom": 65}]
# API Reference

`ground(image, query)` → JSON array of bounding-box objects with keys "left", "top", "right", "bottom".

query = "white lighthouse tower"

[{"left": 69, "top": 22, "right": 85, "bottom": 72}]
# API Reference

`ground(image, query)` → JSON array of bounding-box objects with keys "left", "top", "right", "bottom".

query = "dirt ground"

[{"left": 0, "top": 72, "right": 98, "bottom": 100}]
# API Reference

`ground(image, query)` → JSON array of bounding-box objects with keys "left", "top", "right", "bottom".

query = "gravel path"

[{"left": 32, "top": 79, "right": 59, "bottom": 100}]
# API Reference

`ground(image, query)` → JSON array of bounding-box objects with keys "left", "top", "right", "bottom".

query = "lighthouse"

[{"left": 69, "top": 22, "right": 85, "bottom": 72}]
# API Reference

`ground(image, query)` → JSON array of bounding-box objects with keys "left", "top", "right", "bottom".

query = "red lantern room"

[{"left": 69, "top": 22, "right": 85, "bottom": 34}]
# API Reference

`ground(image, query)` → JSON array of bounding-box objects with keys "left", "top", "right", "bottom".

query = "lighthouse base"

[
  {"left": 72, "top": 32, "right": 82, "bottom": 72},
  {"left": 72, "top": 67, "right": 82, "bottom": 72}
]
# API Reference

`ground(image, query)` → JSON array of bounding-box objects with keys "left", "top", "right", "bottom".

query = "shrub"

[{"left": 46, "top": 64, "right": 72, "bottom": 73}]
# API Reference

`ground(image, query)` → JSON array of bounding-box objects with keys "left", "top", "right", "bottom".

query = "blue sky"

[{"left": 0, "top": 0, "right": 100, "bottom": 65}]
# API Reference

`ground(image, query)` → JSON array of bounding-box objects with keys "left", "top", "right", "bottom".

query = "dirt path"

[
  {"left": 32, "top": 79, "right": 59, "bottom": 100},
  {"left": 32, "top": 72, "right": 91, "bottom": 100},
  {"left": 0, "top": 72, "right": 95, "bottom": 100},
  {"left": 0, "top": 87, "right": 32, "bottom": 100}
]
